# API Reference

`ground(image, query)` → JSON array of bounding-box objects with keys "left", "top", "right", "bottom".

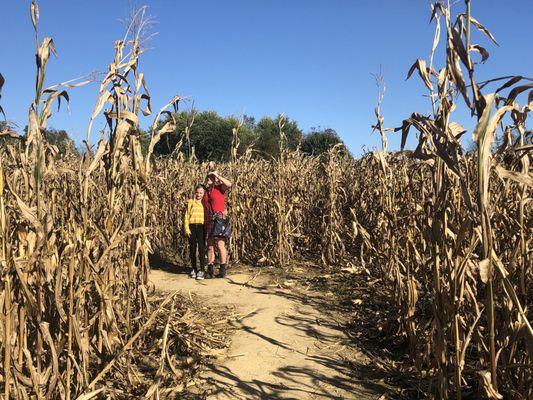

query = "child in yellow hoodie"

[{"left": 184, "top": 184, "right": 206, "bottom": 279}]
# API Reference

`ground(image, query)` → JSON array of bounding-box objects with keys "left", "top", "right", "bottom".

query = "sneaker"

[
  {"left": 189, "top": 269, "right": 197, "bottom": 279},
  {"left": 206, "top": 264, "right": 214, "bottom": 279},
  {"left": 196, "top": 270, "right": 205, "bottom": 280},
  {"left": 218, "top": 264, "right": 227, "bottom": 278}
]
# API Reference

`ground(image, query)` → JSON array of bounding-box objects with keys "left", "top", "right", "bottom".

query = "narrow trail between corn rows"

[{"left": 150, "top": 268, "right": 391, "bottom": 399}]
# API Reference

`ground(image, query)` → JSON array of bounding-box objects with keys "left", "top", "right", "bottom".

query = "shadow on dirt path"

[{"left": 149, "top": 267, "right": 396, "bottom": 399}]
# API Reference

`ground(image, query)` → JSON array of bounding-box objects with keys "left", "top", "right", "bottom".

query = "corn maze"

[{"left": 0, "top": 0, "right": 531, "bottom": 399}]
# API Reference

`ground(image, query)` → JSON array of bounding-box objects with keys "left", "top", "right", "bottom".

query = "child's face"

[{"left": 194, "top": 187, "right": 205, "bottom": 200}]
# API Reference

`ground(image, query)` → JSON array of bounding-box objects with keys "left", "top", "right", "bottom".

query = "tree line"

[
  {"left": 0, "top": 122, "right": 78, "bottom": 155},
  {"left": 152, "top": 111, "right": 348, "bottom": 161},
  {"left": 1, "top": 112, "right": 348, "bottom": 160}
]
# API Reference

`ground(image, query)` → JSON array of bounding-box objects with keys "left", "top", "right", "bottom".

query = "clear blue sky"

[{"left": 1, "top": 1, "right": 531, "bottom": 154}]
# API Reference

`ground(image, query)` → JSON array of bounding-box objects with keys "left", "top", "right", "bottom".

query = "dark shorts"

[
  {"left": 205, "top": 219, "right": 215, "bottom": 240},
  {"left": 205, "top": 212, "right": 230, "bottom": 240}
]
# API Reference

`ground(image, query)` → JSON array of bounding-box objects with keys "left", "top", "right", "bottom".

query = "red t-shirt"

[{"left": 203, "top": 184, "right": 226, "bottom": 214}]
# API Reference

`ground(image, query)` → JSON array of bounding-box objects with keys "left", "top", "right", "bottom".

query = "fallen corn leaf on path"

[{"left": 150, "top": 268, "right": 393, "bottom": 399}]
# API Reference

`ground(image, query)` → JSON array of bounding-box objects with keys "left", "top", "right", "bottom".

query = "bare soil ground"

[{"left": 149, "top": 265, "right": 399, "bottom": 399}]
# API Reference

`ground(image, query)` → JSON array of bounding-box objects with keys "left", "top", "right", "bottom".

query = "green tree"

[
  {"left": 154, "top": 111, "right": 259, "bottom": 162},
  {"left": 44, "top": 128, "right": 79, "bottom": 155},
  {"left": 254, "top": 115, "right": 303, "bottom": 158},
  {"left": 154, "top": 111, "right": 233, "bottom": 161},
  {"left": 301, "top": 128, "right": 348, "bottom": 156}
]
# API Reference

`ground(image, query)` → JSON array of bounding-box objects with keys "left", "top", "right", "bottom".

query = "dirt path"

[{"left": 150, "top": 268, "right": 391, "bottom": 399}]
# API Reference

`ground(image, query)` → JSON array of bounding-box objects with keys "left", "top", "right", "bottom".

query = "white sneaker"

[
  {"left": 196, "top": 270, "right": 205, "bottom": 280},
  {"left": 189, "top": 269, "right": 197, "bottom": 279}
]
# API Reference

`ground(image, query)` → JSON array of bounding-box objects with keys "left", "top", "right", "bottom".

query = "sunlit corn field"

[{"left": 0, "top": 0, "right": 531, "bottom": 399}]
